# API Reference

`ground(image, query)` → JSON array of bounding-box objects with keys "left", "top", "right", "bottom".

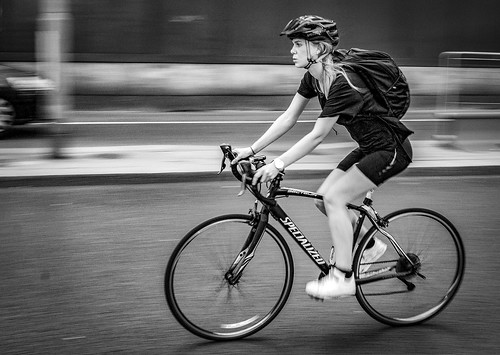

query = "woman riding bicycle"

[{"left": 232, "top": 15, "right": 413, "bottom": 299}]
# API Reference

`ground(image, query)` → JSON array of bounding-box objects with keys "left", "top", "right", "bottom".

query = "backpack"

[{"left": 334, "top": 48, "right": 414, "bottom": 142}]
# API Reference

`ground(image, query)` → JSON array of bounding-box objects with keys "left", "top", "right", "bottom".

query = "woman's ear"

[{"left": 317, "top": 43, "right": 326, "bottom": 55}]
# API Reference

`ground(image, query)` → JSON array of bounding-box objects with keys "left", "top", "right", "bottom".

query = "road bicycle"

[{"left": 164, "top": 144, "right": 465, "bottom": 341}]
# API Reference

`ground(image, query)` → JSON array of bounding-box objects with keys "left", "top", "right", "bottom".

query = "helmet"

[{"left": 280, "top": 15, "right": 339, "bottom": 46}]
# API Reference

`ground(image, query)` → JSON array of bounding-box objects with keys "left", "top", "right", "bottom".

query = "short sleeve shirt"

[{"left": 297, "top": 70, "right": 397, "bottom": 152}]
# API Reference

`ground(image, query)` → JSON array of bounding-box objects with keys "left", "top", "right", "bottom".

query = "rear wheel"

[
  {"left": 353, "top": 208, "right": 465, "bottom": 326},
  {"left": 165, "top": 214, "right": 294, "bottom": 340}
]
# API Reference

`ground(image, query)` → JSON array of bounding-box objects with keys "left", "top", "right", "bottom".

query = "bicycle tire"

[
  {"left": 165, "top": 214, "right": 294, "bottom": 340},
  {"left": 353, "top": 208, "right": 465, "bottom": 326}
]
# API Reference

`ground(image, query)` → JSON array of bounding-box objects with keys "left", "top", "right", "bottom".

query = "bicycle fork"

[{"left": 224, "top": 210, "right": 269, "bottom": 285}]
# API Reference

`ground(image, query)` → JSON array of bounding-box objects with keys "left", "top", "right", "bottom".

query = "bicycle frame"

[
  {"left": 250, "top": 181, "right": 384, "bottom": 277},
  {"left": 220, "top": 145, "right": 417, "bottom": 285}
]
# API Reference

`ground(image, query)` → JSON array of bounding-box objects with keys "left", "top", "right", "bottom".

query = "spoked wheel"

[
  {"left": 353, "top": 208, "right": 465, "bottom": 326},
  {"left": 165, "top": 214, "right": 294, "bottom": 341}
]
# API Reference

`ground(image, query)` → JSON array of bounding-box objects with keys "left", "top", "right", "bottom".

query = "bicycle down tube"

[{"left": 269, "top": 187, "right": 366, "bottom": 276}]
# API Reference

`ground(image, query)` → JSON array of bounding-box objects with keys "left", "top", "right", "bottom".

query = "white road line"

[
  {"left": 61, "top": 120, "right": 314, "bottom": 125},
  {"left": 60, "top": 118, "right": 448, "bottom": 125}
]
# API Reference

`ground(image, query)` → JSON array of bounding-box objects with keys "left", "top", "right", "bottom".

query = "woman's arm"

[
  {"left": 232, "top": 93, "right": 309, "bottom": 164},
  {"left": 252, "top": 115, "right": 339, "bottom": 184},
  {"left": 278, "top": 115, "right": 339, "bottom": 167},
  {"left": 250, "top": 93, "right": 310, "bottom": 153}
]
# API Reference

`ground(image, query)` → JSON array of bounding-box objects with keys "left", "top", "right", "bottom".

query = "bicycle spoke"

[{"left": 354, "top": 208, "right": 465, "bottom": 326}]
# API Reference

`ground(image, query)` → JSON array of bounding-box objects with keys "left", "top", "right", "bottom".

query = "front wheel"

[
  {"left": 353, "top": 208, "right": 465, "bottom": 326},
  {"left": 165, "top": 214, "right": 294, "bottom": 341}
]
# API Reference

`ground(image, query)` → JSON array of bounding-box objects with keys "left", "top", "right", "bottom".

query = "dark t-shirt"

[{"left": 297, "top": 70, "right": 398, "bottom": 152}]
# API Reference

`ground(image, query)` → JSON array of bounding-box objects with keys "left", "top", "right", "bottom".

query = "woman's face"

[
  {"left": 290, "top": 38, "right": 310, "bottom": 68},
  {"left": 290, "top": 38, "right": 320, "bottom": 68}
]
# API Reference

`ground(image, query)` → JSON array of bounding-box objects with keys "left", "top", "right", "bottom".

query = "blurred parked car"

[{"left": 0, "top": 63, "right": 53, "bottom": 137}]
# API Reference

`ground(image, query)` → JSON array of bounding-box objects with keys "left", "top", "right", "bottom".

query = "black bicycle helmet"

[{"left": 280, "top": 15, "right": 339, "bottom": 46}]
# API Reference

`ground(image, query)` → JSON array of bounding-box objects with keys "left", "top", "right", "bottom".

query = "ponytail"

[{"left": 312, "top": 41, "right": 361, "bottom": 98}]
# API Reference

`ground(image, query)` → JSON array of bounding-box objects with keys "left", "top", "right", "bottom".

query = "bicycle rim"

[
  {"left": 165, "top": 214, "right": 294, "bottom": 340},
  {"left": 354, "top": 208, "right": 465, "bottom": 326}
]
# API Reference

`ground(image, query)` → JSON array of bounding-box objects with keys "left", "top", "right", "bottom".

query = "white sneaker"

[
  {"left": 305, "top": 267, "right": 355, "bottom": 300},
  {"left": 359, "top": 237, "right": 387, "bottom": 273}
]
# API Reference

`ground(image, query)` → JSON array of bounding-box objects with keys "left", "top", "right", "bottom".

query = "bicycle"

[{"left": 164, "top": 144, "right": 465, "bottom": 341}]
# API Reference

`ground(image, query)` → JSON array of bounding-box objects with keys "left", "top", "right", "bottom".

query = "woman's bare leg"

[{"left": 319, "top": 165, "right": 376, "bottom": 271}]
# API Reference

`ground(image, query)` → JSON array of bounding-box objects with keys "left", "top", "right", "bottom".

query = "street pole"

[{"left": 36, "top": 0, "right": 72, "bottom": 159}]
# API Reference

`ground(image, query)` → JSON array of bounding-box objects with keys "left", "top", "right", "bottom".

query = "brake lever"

[
  {"left": 218, "top": 145, "right": 260, "bottom": 196},
  {"left": 217, "top": 153, "right": 227, "bottom": 175},
  {"left": 237, "top": 160, "right": 254, "bottom": 196},
  {"left": 238, "top": 173, "right": 248, "bottom": 196},
  {"left": 218, "top": 143, "right": 234, "bottom": 175}
]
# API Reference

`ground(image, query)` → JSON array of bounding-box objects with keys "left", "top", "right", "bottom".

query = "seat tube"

[{"left": 353, "top": 212, "right": 367, "bottom": 246}]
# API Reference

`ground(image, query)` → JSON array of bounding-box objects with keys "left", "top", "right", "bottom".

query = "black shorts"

[{"left": 337, "top": 139, "right": 412, "bottom": 186}]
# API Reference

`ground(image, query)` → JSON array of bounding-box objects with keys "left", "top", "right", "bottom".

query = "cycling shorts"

[{"left": 337, "top": 139, "right": 412, "bottom": 186}]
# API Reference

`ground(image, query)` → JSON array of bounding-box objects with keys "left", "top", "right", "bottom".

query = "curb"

[{"left": 1, "top": 166, "right": 499, "bottom": 188}]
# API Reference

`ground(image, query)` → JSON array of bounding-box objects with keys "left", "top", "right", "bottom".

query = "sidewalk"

[{"left": 1, "top": 139, "right": 499, "bottom": 186}]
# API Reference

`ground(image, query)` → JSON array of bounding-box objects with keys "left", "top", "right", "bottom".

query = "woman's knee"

[{"left": 322, "top": 190, "right": 347, "bottom": 214}]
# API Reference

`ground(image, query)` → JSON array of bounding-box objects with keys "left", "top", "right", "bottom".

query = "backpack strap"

[{"left": 375, "top": 115, "right": 414, "bottom": 162}]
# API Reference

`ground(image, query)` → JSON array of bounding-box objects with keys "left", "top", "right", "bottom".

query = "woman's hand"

[
  {"left": 231, "top": 146, "right": 254, "bottom": 165},
  {"left": 252, "top": 163, "right": 280, "bottom": 185}
]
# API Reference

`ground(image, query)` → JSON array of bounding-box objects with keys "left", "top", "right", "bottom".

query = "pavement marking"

[
  {"left": 60, "top": 118, "right": 449, "bottom": 125},
  {"left": 61, "top": 120, "right": 315, "bottom": 125}
]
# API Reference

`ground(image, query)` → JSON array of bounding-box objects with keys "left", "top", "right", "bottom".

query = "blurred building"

[
  {"left": 1, "top": 0, "right": 500, "bottom": 112},
  {"left": 1, "top": 0, "right": 500, "bottom": 66}
]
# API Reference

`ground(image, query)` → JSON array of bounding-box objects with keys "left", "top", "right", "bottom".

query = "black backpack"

[{"left": 335, "top": 48, "right": 414, "bottom": 142}]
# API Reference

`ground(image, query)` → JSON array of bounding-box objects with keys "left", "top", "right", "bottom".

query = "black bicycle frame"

[
  {"left": 220, "top": 145, "right": 416, "bottom": 286},
  {"left": 254, "top": 185, "right": 369, "bottom": 277}
]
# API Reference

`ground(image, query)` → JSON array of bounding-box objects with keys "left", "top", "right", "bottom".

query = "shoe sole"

[{"left": 307, "top": 293, "right": 355, "bottom": 301}]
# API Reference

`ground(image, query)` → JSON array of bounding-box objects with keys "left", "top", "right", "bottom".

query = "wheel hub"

[{"left": 395, "top": 253, "right": 421, "bottom": 274}]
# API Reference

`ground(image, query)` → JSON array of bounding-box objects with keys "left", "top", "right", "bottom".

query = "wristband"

[{"left": 250, "top": 146, "right": 256, "bottom": 155}]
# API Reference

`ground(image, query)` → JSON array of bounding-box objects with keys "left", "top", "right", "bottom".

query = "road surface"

[{"left": 1, "top": 175, "right": 499, "bottom": 354}]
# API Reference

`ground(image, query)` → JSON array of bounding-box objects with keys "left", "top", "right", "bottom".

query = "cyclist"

[{"left": 232, "top": 15, "right": 412, "bottom": 299}]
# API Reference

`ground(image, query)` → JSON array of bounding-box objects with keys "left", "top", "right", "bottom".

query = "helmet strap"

[{"left": 304, "top": 41, "right": 317, "bottom": 69}]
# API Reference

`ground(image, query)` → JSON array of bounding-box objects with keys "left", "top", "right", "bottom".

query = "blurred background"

[
  {"left": 1, "top": 1, "right": 500, "bottom": 354},
  {"left": 1, "top": 0, "right": 500, "bottom": 112}
]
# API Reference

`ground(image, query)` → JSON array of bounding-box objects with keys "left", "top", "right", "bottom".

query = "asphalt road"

[{"left": 1, "top": 175, "right": 499, "bottom": 354}]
